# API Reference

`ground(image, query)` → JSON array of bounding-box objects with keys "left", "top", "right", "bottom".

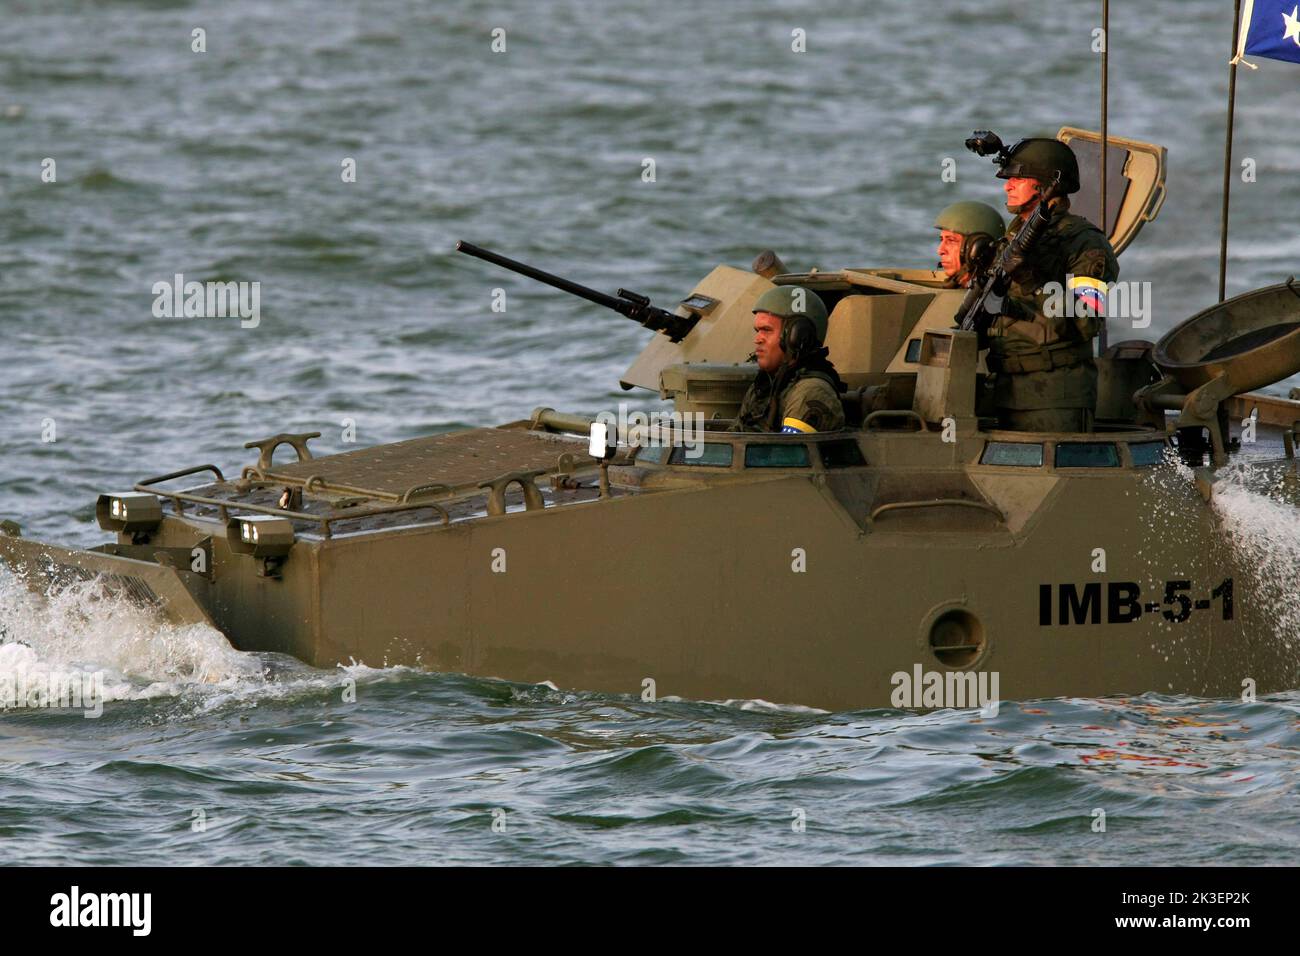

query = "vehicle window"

[
  {"left": 1128, "top": 441, "right": 1169, "bottom": 467},
  {"left": 1055, "top": 442, "right": 1120, "bottom": 468},
  {"left": 668, "top": 443, "right": 734, "bottom": 467},
  {"left": 980, "top": 442, "right": 1044, "bottom": 467},
  {"left": 745, "top": 444, "right": 811, "bottom": 468},
  {"left": 818, "top": 439, "right": 867, "bottom": 469}
]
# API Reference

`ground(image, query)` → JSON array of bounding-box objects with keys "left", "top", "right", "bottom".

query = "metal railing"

[{"left": 135, "top": 466, "right": 453, "bottom": 538}]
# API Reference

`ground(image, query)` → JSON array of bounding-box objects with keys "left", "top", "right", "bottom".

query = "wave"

[{"left": 0, "top": 568, "right": 401, "bottom": 715}]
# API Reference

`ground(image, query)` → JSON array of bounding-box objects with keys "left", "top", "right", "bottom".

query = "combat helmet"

[
  {"left": 752, "top": 285, "right": 829, "bottom": 353},
  {"left": 933, "top": 201, "right": 1005, "bottom": 240},
  {"left": 996, "top": 138, "right": 1081, "bottom": 194}
]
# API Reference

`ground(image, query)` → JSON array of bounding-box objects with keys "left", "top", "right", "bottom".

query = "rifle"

[
  {"left": 955, "top": 172, "right": 1066, "bottom": 337},
  {"left": 455, "top": 241, "right": 698, "bottom": 343}
]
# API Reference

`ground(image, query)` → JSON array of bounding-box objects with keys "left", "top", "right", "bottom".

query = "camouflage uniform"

[
  {"left": 731, "top": 357, "right": 845, "bottom": 433},
  {"left": 731, "top": 284, "right": 845, "bottom": 433},
  {"left": 985, "top": 211, "right": 1119, "bottom": 432}
]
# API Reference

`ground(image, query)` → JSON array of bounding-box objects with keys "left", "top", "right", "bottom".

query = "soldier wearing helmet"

[
  {"left": 730, "top": 285, "right": 845, "bottom": 433},
  {"left": 985, "top": 137, "right": 1119, "bottom": 433},
  {"left": 934, "top": 201, "right": 1005, "bottom": 289}
]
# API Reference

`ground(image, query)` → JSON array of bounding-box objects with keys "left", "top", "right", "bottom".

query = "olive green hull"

[
  {"left": 277, "top": 469, "right": 1293, "bottom": 709},
  {"left": 8, "top": 445, "right": 1284, "bottom": 713}
]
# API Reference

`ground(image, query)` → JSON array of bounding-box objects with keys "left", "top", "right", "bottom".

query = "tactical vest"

[
  {"left": 733, "top": 366, "right": 842, "bottom": 433},
  {"left": 983, "top": 211, "right": 1118, "bottom": 410},
  {"left": 989, "top": 212, "right": 1119, "bottom": 360}
]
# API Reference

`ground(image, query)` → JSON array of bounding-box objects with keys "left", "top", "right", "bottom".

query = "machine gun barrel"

[
  {"left": 456, "top": 241, "right": 626, "bottom": 312},
  {"left": 455, "top": 241, "right": 697, "bottom": 342}
]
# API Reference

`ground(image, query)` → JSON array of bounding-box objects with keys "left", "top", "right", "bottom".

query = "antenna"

[
  {"left": 1219, "top": 0, "right": 1246, "bottom": 303},
  {"left": 1099, "top": 0, "right": 1110, "bottom": 351}
]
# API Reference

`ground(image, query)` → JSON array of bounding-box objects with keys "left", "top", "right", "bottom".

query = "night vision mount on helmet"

[{"left": 968, "top": 130, "right": 1083, "bottom": 194}]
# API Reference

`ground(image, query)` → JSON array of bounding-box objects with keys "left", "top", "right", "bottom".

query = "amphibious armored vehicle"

[{"left": 3, "top": 128, "right": 1299, "bottom": 710}]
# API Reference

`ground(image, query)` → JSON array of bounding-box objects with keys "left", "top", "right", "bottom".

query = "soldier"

[
  {"left": 934, "top": 201, "right": 1005, "bottom": 289},
  {"left": 731, "top": 285, "right": 845, "bottom": 433},
  {"left": 983, "top": 138, "right": 1119, "bottom": 433}
]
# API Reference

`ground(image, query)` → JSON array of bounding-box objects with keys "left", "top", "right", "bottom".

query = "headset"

[
  {"left": 779, "top": 315, "right": 817, "bottom": 361},
  {"left": 960, "top": 232, "right": 998, "bottom": 275}
]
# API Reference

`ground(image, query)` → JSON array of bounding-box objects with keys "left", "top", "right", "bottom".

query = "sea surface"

[{"left": 2, "top": 0, "right": 1299, "bottom": 865}]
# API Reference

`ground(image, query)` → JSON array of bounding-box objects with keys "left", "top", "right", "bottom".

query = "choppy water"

[
  {"left": 4, "top": 571, "right": 1300, "bottom": 866},
  {"left": 2, "top": 0, "right": 1300, "bottom": 865}
]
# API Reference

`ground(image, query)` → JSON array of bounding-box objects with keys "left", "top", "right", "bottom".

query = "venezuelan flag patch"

[
  {"left": 781, "top": 417, "right": 816, "bottom": 434},
  {"left": 1068, "top": 275, "right": 1109, "bottom": 316}
]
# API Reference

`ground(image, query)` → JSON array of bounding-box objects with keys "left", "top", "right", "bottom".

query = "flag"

[
  {"left": 1235, "top": 0, "right": 1300, "bottom": 66},
  {"left": 1067, "top": 275, "right": 1109, "bottom": 316}
]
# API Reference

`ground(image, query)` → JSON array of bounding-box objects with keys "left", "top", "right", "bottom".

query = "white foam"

[
  {"left": 713, "top": 698, "right": 830, "bottom": 715},
  {"left": 0, "top": 567, "right": 393, "bottom": 713},
  {"left": 1208, "top": 461, "right": 1300, "bottom": 647}
]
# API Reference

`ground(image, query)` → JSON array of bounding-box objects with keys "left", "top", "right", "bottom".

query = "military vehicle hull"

[
  {"left": 3, "top": 128, "right": 1297, "bottom": 711},
  {"left": 3, "top": 415, "right": 1296, "bottom": 711}
]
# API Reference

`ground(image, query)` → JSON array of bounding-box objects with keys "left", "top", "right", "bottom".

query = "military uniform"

[
  {"left": 985, "top": 211, "right": 1119, "bottom": 432},
  {"left": 730, "top": 284, "right": 846, "bottom": 433},
  {"left": 969, "top": 136, "right": 1120, "bottom": 433},
  {"left": 731, "top": 361, "right": 845, "bottom": 433}
]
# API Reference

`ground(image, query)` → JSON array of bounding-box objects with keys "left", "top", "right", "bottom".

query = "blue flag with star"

[{"left": 1238, "top": 0, "right": 1300, "bottom": 64}]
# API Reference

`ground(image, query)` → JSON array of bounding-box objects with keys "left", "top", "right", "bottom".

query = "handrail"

[
  {"left": 138, "top": 464, "right": 225, "bottom": 487},
  {"left": 864, "top": 410, "right": 929, "bottom": 433},
  {"left": 256, "top": 471, "right": 408, "bottom": 503},
  {"left": 870, "top": 498, "right": 1003, "bottom": 522},
  {"left": 131, "top": 486, "right": 451, "bottom": 537},
  {"left": 401, "top": 482, "right": 451, "bottom": 504}
]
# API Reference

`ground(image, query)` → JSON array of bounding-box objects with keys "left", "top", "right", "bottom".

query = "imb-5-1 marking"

[{"left": 1039, "top": 579, "right": 1234, "bottom": 626}]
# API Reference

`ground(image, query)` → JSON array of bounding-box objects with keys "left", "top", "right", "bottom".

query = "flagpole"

[
  {"left": 1219, "top": 0, "right": 1245, "bottom": 303},
  {"left": 1099, "top": 0, "right": 1109, "bottom": 351}
]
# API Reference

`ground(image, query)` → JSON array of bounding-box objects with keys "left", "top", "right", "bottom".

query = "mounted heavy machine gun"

[{"left": 456, "top": 240, "right": 698, "bottom": 342}]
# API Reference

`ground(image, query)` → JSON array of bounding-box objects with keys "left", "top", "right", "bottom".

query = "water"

[
  {"left": 3, "top": 569, "right": 1299, "bottom": 866},
  {"left": 2, "top": 0, "right": 1300, "bottom": 865},
  {"left": 1210, "top": 462, "right": 1300, "bottom": 650}
]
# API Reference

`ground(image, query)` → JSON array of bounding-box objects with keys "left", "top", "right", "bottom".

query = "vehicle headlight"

[
  {"left": 226, "top": 516, "right": 294, "bottom": 559},
  {"left": 96, "top": 493, "right": 163, "bottom": 533}
]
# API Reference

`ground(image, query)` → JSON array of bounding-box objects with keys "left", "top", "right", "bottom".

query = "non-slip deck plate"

[{"left": 263, "top": 427, "right": 590, "bottom": 497}]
